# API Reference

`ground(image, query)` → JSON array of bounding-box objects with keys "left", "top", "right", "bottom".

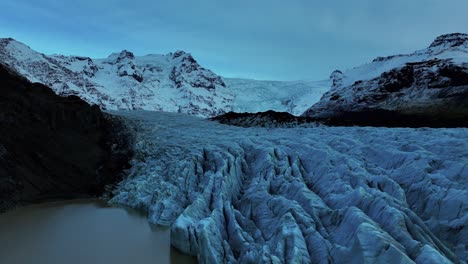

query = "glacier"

[
  {"left": 109, "top": 111, "right": 467, "bottom": 263},
  {"left": 226, "top": 78, "right": 329, "bottom": 116}
]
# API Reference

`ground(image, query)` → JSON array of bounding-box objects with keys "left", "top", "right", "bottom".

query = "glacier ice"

[{"left": 110, "top": 111, "right": 467, "bottom": 263}]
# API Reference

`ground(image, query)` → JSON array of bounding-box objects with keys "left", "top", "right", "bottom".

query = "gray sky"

[{"left": 1, "top": 0, "right": 467, "bottom": 80}]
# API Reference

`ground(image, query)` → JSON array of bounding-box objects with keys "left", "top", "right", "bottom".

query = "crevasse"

[{"left": 110, "top": 111, "right": 467, "bottom": 264}]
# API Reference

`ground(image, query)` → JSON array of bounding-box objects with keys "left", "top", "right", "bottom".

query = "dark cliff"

[{"left": 0, "top": 63, "right": 133, "bottom": 212}]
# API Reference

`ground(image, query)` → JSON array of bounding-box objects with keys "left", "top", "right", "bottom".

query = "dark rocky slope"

[
  {"left": 211, "top": 110, "right": 317, "bottom": 127},
  {"left": 213, "top": 109, "right": 468, "bottom": 128},
  {"left": 0, "top": 63, "right": 133, "bottom": 212}
]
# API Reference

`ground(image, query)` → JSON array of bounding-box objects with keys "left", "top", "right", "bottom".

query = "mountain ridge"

[
  {"left": 303, "top": 33, "right": 468, "bottom": 126},
  {"left": 0, "top": 38, "right": 327, "bottom": 117}
]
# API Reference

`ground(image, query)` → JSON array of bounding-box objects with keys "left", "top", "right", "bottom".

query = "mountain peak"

[
  {"left": 118, "top": 50, "right": 135, "bottom": 59},
  {"left": 172, "top": 50, "right": 189, "bottom": 59},
  {"left": 0, "top": 37, "right": 16, "bottom": 43},
  {"left": 0, "top": 37, "right": 29, "bottom": 50},
  {"left": 429, "top": 33, "right": 468, "bottom": 49},
  {"left": 106, "top": 49, "right": 135, "bottom": 63},
  {"left": 329, "top": 70, "right": 343, "bottom": 89}
]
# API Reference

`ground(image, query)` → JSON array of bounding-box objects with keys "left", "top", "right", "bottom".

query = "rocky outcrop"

[
  {"left": 329, "top": 70, "right": 344, "bottom": 89},
  {"left": 213, "top": 108, "right": 467, "bottom": 128},
  {"left": 212, "top": 110, "right": 317, "bottom": 128},
  {"left": 110, "top": 111, "right": 468, "bottom": 263},
  {"left": 0, "top": 63, "right": 133, "bottom": 212},
  {"left": 429, "top": 33, "right": 468, "bottom": 49},
  {"left": 303, "top": 33, "right": 468, "bottom": 127},
  {"left": 169, "top": 51, "right": 226, "bottom": 90}
]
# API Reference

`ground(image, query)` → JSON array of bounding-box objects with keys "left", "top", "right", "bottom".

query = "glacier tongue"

[{"left": 110, "top": 111, "right": 467, "bottom": 263}]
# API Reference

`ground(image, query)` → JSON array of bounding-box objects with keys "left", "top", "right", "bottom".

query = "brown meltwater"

[{"left": 0, "top": 200, "right": 196, "bottom": 264}]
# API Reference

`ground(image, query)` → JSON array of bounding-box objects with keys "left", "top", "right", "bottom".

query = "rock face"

[
  {"left": 0, "top": 63, "right": 133, "bottom": 212},
  {"left": 303, "top": 33, "right": 468, "bottom": 127},
  {"left": 212, "top": 110, "right": 317, "bottom": 128},
  {"left": 213, "top": 108, "right": 468, "bottom": 128},
  {"left": 110, "top": 111, "right": 467, "bottom": 263},
  {"left": 0, "top": 38, "right": 234, "bottom": 117}
]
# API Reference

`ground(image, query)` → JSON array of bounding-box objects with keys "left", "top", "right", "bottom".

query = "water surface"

[{"left": 0, "top": 200, "right": 196, "bottom": 264}]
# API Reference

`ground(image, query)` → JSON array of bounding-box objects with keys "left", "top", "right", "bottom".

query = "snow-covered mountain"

[
  {"left": 0, "top": 38, "right": 327, "bottom": 117},
  {"left": 0, "top": 38, "right": 233, "bottom": 117},
  {"left": 303, "top": 33, "right": 468, "bottom": 120}
]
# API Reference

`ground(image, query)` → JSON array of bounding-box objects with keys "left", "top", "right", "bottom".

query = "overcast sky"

[{"left": 1, "top": 0, "right": 467, "bottom": 80}]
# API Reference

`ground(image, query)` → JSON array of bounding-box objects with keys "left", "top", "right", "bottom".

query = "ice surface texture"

[{"left": 110, "top": 111, "right": 467, "bottom": 263}]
